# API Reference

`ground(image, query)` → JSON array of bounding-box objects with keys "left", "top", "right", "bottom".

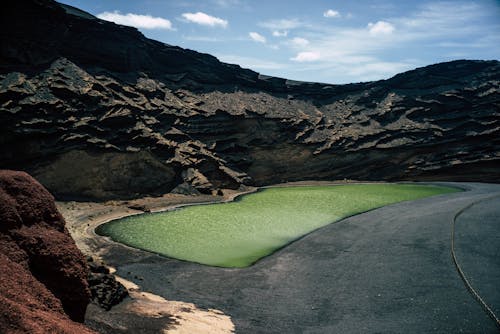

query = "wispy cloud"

[
  {"left": 97, "top": 11, "right": 173, "bottom": 30},
  {"left": 367, "top": 21, "right": 395, "bottom": 35},
  {"left": 272, "top": 30, "right": 288, "bottom": 37},
  {"left": 393, "top": 2, "right": 494, "bottom": 38},
  {"left": 280, "top": 1, "right": 499, "bottom": 82},
  {"left": 289, "top": 37, "right": 309, "bottom": 47},
  {"left": 259, "top": 18, "right": 303, "bottom": 30},
  {"left": 249, "top": 32, "right": 267, "bottom": 43},
  {"left": 323, "top": 9, "right": 340, "bottom": 18},
  {"left": 291, "top": 51, "right": 321, "bottom": 62},
  {"left": 178, "top": 0, "right": 499, "bottom": 83},
  {"left": 181, "top": 12, "right": 228, "bottom": 27}
]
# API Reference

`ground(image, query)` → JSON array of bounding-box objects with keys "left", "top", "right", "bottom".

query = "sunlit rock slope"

[{"left": 1, "top": 0, "right": 498, "bottom": 199}]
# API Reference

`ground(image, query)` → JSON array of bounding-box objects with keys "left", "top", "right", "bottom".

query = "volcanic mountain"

[{"left": 1, "top": 0, "right": 499, "bottom": 200}]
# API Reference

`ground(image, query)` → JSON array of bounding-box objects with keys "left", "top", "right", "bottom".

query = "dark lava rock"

[
  {"left": 0, "top": 0, "right": 498, "bottom": 200},
  {"left": 0, "top": 170, "right": 96, "bottom": 333},
  {"left": 87, "top": 257, "right": 128, "bottom": 311}
]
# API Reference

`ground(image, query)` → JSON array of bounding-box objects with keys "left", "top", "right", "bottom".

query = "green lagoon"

[{"left": 96, "top": 184, "right": 459, "bottom": 267}]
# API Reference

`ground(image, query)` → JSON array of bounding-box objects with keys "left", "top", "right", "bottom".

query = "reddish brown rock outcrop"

[{"left": 0, "top": 170, "right": 96, "bottom": 334}]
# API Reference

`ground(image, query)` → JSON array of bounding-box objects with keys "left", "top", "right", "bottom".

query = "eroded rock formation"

[
  {"left": 1, "top": 0, "right": 499, "bottom": 200},
  {"left": 87, "top": 256, "right": 128, "bottom": 311},
  {"left": 0, "top": 170, "right": 96, "bottom": 333}
]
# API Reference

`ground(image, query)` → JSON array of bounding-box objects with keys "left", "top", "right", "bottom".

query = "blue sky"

[{"left": 59, "top": 0, "right": 500, "bottom": 84}]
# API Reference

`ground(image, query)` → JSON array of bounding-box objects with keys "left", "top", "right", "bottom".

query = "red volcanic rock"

[{"left": 0, "top": 170, "right": 96, "bottom": 333}]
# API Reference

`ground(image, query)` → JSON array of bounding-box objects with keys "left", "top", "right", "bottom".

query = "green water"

[{"left": 96, "top": 184, "right": 459, "bottom": 267}]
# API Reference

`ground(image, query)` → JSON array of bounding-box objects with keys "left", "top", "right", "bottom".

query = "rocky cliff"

[
  {"left": 1, "top": 0, "right": 499, "bottom": 200},
  {"left": 0, "top": 170, "right": 96, "bottom": 333}
]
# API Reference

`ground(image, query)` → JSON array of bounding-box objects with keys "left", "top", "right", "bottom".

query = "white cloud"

[
  {"left": 290, "top": 37, "right": 309, "bottom": 47},
  {"left": 273, "top": 30, "right": 288, "bottom": 37},
  {"left": 367, "top": 21, "right": 395, "bottom": 35},
  {"left": 324, "top": 9, "right": 340, "bottom": 18},
  {"left": 283, "top": 1, "right": 497, "bottom": 82},
  {"left": 97, "top": 11, "right": 173, "bottom": 30},
  {"left": 259, "top": 18, "right": 303, "bottom": 30},
  {"left": 182, "top": 12, "right": 228, "bottom": 27},
  {"left": 291, "top": 51, "right": 321, "bottom": 62},
  {"left": 249, "top": 32, "right": 266, "bottom": 43},
  {"left": 218, "top": 1, "right": 497, "bottom": 84}
]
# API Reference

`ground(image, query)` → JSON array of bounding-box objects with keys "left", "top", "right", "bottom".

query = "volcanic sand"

[{"left": 59, "top": 181, "right": 500, "bottom": 333}]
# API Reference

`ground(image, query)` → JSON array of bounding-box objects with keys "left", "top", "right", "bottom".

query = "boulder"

[{"left": 0, "top": 170, "right": 96, "bottom": 333}]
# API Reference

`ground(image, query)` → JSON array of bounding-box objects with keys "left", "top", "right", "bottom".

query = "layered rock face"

[
  {"left": 1, "top": 0, "right": 499, "bottom": 200},
  {"left": 0, "top": 170, "right": 96, "bottom": 333}
]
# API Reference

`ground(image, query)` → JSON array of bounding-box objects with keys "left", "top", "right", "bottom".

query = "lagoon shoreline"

[
  {"left": 57, "top": 180, "right": 383, "bottom": 333},
  {"left": 57, "top": 180, "right": 477, "bottom": 333}
]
